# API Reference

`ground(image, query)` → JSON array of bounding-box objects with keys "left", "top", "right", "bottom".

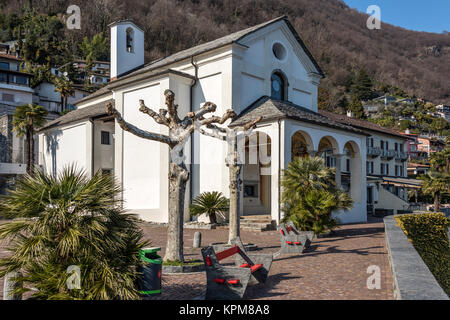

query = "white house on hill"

[{"left": 38, "top": 16, "right": 370, "bottom": 224}]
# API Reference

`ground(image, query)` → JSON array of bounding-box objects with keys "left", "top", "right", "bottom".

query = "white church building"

[{"left": 38, "top": 16, "right": 370, "bottom": 224}]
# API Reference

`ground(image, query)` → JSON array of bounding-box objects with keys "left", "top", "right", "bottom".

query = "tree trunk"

[
  {"left": 228, "top": 164, "right": 241, "bottom": 244},
  {"left": 25, "top": 126, "right": 32, "bottom": 174},
  {"left": 227, "top": 136, "right": 241, "bottom": 244},
  {"left": 164, "top": 161, "right": 189, "bottom": 262},
  {"left": 434, "top": 191, "right": 440, "bottom": 213},
  {"left": 30, "top": 125, "right": 34, "bottom": 174},
  {"left": 209, "top": 212, "right": 217, "bottom": 224}
]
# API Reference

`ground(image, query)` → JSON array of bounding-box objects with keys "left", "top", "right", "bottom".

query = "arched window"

[
  {"left": 126, "top": 27, "right": 134, "bottom": 53},
  {"left": 271, "top": 72, "right": 285, "bottom": 100}
]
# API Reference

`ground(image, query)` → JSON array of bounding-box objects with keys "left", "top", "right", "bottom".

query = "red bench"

[
  {"left": 201, "top": 244, "right": 269, "bottom": 300},
  {"left": 278, "top": 222, "right": 311, "bottom": 254}
]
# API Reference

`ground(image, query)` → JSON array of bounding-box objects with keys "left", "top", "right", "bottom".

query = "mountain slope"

[{"left": 1, "top": 0, "right": 449, "bottom": 104}]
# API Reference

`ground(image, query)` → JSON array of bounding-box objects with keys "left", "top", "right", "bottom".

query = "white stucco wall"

[
  {"left": 122, "top": 84, "right": 163, "bottom": 212},
  {"left": 93, "top": 120, "right": 114, "bottom": 173},
  {"left": 235, "top": 20, "right": 320, "bottom": 113},
  {"left": 192, "top": 71, "right": 229, "bottom": 198},
  {"left": 40, "top": 122, "right": 89, "bottom": 176}
]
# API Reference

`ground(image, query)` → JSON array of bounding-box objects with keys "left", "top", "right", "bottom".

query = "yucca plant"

[
  {"left": 190, "top": 191, "right": 229, "bottom": 224},
  {"left": 0, "top": 166, "right": 147, "bottom": 300},
  {"left": 281, "top": 156, "right": 353, "bottom": 233}
]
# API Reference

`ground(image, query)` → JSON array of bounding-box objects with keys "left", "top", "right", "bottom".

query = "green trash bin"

[{"left": 138, "top": 247, "right": 162, "bottom": 296}]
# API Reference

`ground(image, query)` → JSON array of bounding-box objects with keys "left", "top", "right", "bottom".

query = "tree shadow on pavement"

[
  {"left": 274, "top": 244, "right": 385, "bottom": 262},
  {"left": 244, "top": 272, "right": 301, "bottom": 299},
  {"left": 332, "top": 226, "right": 385, "bottom": 237}
]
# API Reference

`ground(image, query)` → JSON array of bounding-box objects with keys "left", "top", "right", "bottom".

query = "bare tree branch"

[
  {"left": 199, "top": 109, "right": 236, "bottom": 126},
  {"left": 187, "top": 101, "right": 218, "bottom": 121},
  {"left": 106, "top": 102, "right": 174, "bottom": 146},
  {"left": 197, "top": 126, "right": 227, "bottom": 141},
  {"left": 164, "top": 89, "right": 181, "bottom": 125},
  {"left": 139, "top": 100, "right": 169, "bottom": 126},
  {"left": 237, "top": 116, "right": 263, "bottom": 132}
]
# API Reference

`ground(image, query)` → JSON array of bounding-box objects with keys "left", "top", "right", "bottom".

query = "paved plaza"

[
  {"left": 0, "top": 218, "right": 394, "bottom": 300},
  {"left": 142, "top": 219, "right": 394, "bottom": 300}
]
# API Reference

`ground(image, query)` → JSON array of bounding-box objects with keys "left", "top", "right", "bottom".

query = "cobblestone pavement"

[{"left": 0, "top": 218, "right": 394, "bottom": 300}]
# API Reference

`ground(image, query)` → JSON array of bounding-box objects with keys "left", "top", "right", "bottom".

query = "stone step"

[
  {"left": 239, "top": 220, "right": 276, "bottom": 232},
  {"left": 241, "top": 219, "right": 272, "bottom": 224},
  {"left": 241, "top": 225, "right": 275, "bottom": 232},
  {"left": 240, "top": 215, "right": 272, "bottom": 220}
]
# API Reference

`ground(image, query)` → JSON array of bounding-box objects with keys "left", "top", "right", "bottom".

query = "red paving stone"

[{"left": 0, "top": 219, "right": 394, "bottom": 300}]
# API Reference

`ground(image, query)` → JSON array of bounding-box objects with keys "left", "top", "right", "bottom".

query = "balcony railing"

[
  {"left": 381, "top": 149, "right": 396, "bottom": 159},
  {"left": 395, "top": 151, "right": 408, "bottom": 161},
  {"left": 367, "top": 147, "right": 381, "bottom": 157}
]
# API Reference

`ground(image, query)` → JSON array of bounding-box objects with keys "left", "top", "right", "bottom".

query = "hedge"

[{"left": 395, "top": 212, "right": 450, "bottom": 296}]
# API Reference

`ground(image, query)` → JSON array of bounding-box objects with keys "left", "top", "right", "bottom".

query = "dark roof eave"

[
  {"left": 319, "top": 110, "right": 409, "bottom": 139},
  {"left": 39, "top": 99, "right": 114, "bottom": 132},
  {"left": 77, "top": 69, "right": 195, "bottom": 105},
  {"left": 231, "top": 114, "right": 368, "bottom": 136},
  {"left": 107, "top": 68, "right": 195, "bottom": 90},
  {"left": 350, "top": 124, "right": 409, "bottom": 140}
]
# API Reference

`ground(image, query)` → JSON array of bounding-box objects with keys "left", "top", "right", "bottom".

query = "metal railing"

[
  {"left": 0, "top": 147, "right": 42, "bottom": 165},
  {"left": 395, "top": 151, "right": 408, "bottom": 161},
  {"left": 381, "top": 149, "right": 396, "bottom": 159},
  {"left": 367, "top": 146, "right": 381, "bottom": 157}
]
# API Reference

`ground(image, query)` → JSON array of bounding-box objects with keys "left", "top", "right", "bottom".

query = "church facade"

[{"left": 38, "top": 16, "right": 370, "bottom": 224}]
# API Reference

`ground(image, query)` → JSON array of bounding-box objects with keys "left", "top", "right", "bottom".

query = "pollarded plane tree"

[
  {"left": 106, "top": 89, "right": 235, "bottom": 262},
  {"left": 197, "top": 116, "right": 262, "bottom": 244}
]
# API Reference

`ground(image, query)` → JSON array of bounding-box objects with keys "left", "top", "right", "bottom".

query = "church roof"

[
  {"left": 230, "top": 96, "right": 368, "bottom": 136},
  {"left": 78, "top": 16, "right": 323, "bottom": 104},
  {"left": 39, "top": 99, "right": 113, "bottom": 132}
]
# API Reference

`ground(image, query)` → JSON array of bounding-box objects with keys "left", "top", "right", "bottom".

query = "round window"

[{"left": 272, "top": 42, "right": 287, "bottom": 61}]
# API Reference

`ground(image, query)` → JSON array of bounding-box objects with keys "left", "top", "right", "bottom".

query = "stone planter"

[{"left": 162, "top": 263, "right": 205, "bottom": 274}]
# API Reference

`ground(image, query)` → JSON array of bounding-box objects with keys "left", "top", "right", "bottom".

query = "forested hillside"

[{"left": 1, "top": 0, "right": 449, "bottom": 105}]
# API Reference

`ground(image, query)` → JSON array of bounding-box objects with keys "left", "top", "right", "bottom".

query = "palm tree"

[
  {"left": 190, "top": 191, "right": 229, "bottom": 224},
  {"left": 12, "top": 104, "right": 47, "bottom": 174},
  {"left": 53, "top": 75, "right": 75, "bottom": 112},
  {"left": 281, "top": 156, "right": 353, "bottom": 233},
  {"left": 430, "top": 148, "right": 450, "bottom": 173},
  {"left": 0, "top": 166, "right": 147, "bottom": 300},
  {"left": 420, "top": 171, "right": 450, "bottom": 212}
]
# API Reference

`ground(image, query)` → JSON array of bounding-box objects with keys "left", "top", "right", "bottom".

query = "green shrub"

[
  {"left": 396, "top": 213, "right": 450, "bottom": 296},
  {"left": 281, "top": 156, "right": 353, "bottom": 234},
  {"left": 0, "top": 167, "right": 147, "bottom": 300}
]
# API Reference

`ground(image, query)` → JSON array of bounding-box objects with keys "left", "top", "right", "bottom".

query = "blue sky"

[{"left": 341, "top": 0, "right": 450, "bottom": 34}]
